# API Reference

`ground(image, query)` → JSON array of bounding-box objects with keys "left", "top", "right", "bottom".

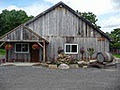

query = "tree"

[
  {"left": 106, "top": 28, "right": 120, "bottom": 48},
  {"left": 0, "top": 9, "right": 34, "bottom": 37},
  {"left": 78, "top": 11, "right": 101, "bottom": 29}
]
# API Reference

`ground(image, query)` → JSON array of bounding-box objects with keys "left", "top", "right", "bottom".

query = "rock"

[
  {"left": 89, "top": 60, "right": 97, "bottom": 63},
  {"left": 41, "top": 63, "right": 49, "bottom": 67},
  {"left": 84, "top": 62, "right": 90, "bottom": 65},
  {"left": 69, "top": 64, "right": 79, "bottom": 68},
  {"left": 77, "top": 61, "right": 85, "bottom": 67},
  {"left": 58, "top": 63, "right": 70, "bottom": 69},
  {"left": 77, "top": 61, "right": 84, "bottom": 64},
  {"left": 114, "top": 58, "right": 120, "bottom": 64},
  {"left": 48, "top": 64, "right": 57, "bottom": 69},
  {"left": 82, "top": 66, "right": 88, "bottom": 69}
]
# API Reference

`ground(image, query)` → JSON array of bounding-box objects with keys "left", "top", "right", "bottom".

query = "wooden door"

[{"left": 30, "top": 44, "right": 39, "bottom": 62}]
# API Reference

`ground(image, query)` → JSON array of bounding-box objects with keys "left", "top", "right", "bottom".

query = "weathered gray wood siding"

[
  {"left": 6, "top": 43, "right": 30, "bottom": 62},
  {"left": 6, "top": 42, "right": 43, "bottom": 62},
  {"left": 0, "top": 25, "right": 41, "bottom": 41},
  {"left": 26, "top": 6, "right": 109, "bottom": 60},
  {"left": 1, "top": 25, "right": 44, "bottom": 62}
]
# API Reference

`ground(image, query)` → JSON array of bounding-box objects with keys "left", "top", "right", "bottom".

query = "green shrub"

[{"left": 0, "top": 49, "right": 5, "bottom": 55}]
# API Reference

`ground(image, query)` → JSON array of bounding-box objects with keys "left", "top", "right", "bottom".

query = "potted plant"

[
  {"left": 57, "top": 47, "right": 64, "bottom": 54},
  {"left": 80, "top": 47, "right": 85, "bottom": 60},
  {"left": 32, "top": 43, "right": 40, "bottom": 50},
  {"left": 5, "top": 44, "right": 13, "bottom": 50},
  {"left": 87, "top": 48, "right": 94, "bottom": 59}
]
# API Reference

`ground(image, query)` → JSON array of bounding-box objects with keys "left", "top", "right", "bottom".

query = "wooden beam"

[
  {"left": 0, "top": 41, "right": 5, "bottom": 47},
  {"left": 23, "top": 25, "right": 49, "bottom": 43},
  {"left": 37, "top": 42, "right": 43, "bottom": 48},
  {"left": 43, "top": 41, "right": 46, "bottom": 63},
  {"left": 0, "top": 40, "right": 43, "bottom": 42}
]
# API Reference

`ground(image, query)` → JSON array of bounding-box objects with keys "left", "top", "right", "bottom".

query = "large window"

[
  {"left": 15, "top": 43, "right": 29, "bottom": 53},
  {"left": 64, "top": 44, "right": 78, "bottom": 54}
]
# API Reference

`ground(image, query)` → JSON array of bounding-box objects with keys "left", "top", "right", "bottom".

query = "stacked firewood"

[{"left": 56, "top": 53, "right": 71, "bottom": 64}]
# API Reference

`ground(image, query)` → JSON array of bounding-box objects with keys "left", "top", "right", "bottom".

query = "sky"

[{"left": 0, "top": 0, "right": 120, "bottom": 33}]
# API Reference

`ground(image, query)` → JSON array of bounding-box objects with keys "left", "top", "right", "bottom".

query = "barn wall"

[
  {"left": 0, "top": 25, "right": 40, "bottom": 41},
  {"left": 7, "top": 43, "right": 30, "bottom": 62},
  {"left": 25, "top": 6, "right": 109, "bottom": 60},
  {"left": 46, "top": 37, "right": 109, "bottom": 60},
  {"left": 6, "top": 42, "right": 43, "bottom": 62},
  {"left": 26, "top": 6, "right": 102, "bottom": 38}
]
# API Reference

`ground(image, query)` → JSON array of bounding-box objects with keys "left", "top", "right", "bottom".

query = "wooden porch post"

[
  {"left": 43, "top": 41, "right": 46, "bottom": 63},
  {"left": 5, "top": 43, "right": 8, "bottom": 62}
]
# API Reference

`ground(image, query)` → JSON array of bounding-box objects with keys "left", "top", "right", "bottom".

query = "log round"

[{"left": 96, "top": 52, "right": 114, "bottom": 63}]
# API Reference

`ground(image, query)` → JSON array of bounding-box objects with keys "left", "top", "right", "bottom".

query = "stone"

[
  {"left": 41, "top": 63, "right": 49, "bottom": 67},
  {"left": 58, "top": 63, "right": 70, "bottom": 69},
  {"left": 114, "top": 58, "right": 120, "bottom": 64},
  {"left": 89, "top": 60, "right": 97, "bottom": 63},
  {"left": 83, "top": 65, "right": 88, "bottom": 68},
  {"left": 77, "top": 61, "right": 84, "bottom": 67},
  {"left": 69, "top": 64, "right": 79, "bottom": 68},
  {"left": 84, "top": 62, "right": 90, "bottom": 65},
  {"left": 77, "top": 61, "right": 84, "bottom": 64},
  {"left": 49, "top": 64, "right": 57, "bottom": 69}
]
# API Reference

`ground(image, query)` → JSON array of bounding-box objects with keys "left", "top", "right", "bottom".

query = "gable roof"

[
  {"left": 0, "top": 24, "right": 49, "bottom": 43},
  {"left": 24, "top": 1, "right": 111, "bottom": 41}
]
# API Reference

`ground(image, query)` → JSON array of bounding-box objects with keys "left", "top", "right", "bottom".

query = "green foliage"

[
  {"left": 106, "top": 28, "right": 120, "bottom": 48},
  {"left": 0, "top": 49, "right": 5, "bottom": 55},
  {"left": 0, "top": 9, "right": 34, "bottom": 37},
  {"left": 78, "top": 12, "right": 101, "bottom": 29},
  {"left": 79, "top": 12, "right": 98, "bottom": 24},
  {"left": 113, "top": 54, "right": 120, "bottom": 58},
  {"left": 87, "top": 48, "right": 94, "bottom": 58}
]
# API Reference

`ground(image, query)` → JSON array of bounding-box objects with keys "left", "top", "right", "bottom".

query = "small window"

[
  {"left": 66, "top": 45, "right": 70, "bottom": 52},
  {"left": 22, "top": 44, "right": 29, "bottom": 52},
  {"left": 15, "top": 43, "right": 29, "bottom": 53},
  {"left": 72, "top": 45, "right": 77, "bottom": 52},
  {"left": 16, "top": 44, "right": 21, "bottom": 52},
  {"left": 65, "top": 44, "right": 78, "bottom": 54}
]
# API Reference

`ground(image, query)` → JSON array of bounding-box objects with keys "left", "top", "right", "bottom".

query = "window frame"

[
  {"left": 64, "top": 44, "right": 78, "bottom": 54},
  {"left": 15, "top": 43, "right": 29, "bottom": 53}
]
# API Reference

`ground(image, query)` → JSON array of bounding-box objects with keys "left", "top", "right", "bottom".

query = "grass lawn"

[
  {"left": 113, "top": 54, "right": 120, "bottom": 58},
  {"left": 0, "top": 49, "right": 6, "bottom": 55}
]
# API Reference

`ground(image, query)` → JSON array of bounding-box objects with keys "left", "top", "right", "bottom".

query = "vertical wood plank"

[{"left": 43, "top": 41, "right": 46, "bottom": 63}]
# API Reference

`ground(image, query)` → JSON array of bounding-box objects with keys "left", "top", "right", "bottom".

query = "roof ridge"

[{"left": 24, "top": 1, "right": 65, "bottom": 25}]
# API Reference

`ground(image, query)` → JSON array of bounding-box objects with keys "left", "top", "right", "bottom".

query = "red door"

[{"left": 30, "top": 44, "right": 39, "bottom": 62}]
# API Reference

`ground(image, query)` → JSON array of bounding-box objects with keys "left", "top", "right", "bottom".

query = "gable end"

[
  {"left": 24, "top": 1, "right": 111, "bottom": 41},
  {"left": 0, "top": 24, "right": 49, "bottom": 43}
]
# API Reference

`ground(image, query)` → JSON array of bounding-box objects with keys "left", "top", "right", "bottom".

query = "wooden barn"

[{"left": 0, "top": 2, "right": 111, "bottom": 62}]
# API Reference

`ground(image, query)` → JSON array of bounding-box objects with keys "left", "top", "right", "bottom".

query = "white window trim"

[
  {"left": 64, "top": 44, "right": 78, "bottom": 54},
  {"left": 15, "top": 43, "right": 29, "bottom": 53}
]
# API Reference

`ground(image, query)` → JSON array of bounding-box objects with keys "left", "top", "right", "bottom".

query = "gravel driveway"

[{"left": 0, "top": 65, "right": 120, "bottom": 90}]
